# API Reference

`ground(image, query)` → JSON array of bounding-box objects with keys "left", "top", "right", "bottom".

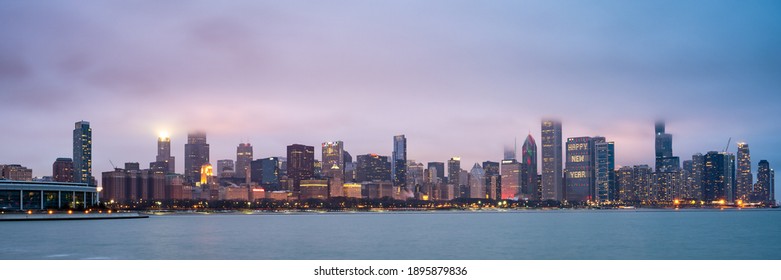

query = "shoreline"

[{"left": 0, "top": 212, "right": 148, "bottom": 221}]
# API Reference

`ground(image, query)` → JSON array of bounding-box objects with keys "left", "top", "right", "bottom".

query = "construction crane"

[{"left": 723, "top": 137, "right": 731, "bottom": 153}]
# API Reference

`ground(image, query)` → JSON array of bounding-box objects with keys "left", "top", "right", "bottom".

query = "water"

[{"left": 1, "top": 209, "right": 780, "bottom": 259}]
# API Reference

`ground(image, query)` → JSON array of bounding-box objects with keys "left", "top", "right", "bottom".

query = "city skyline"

[{"left": 1, "top": 1, "right": 780, "bottom": 191}]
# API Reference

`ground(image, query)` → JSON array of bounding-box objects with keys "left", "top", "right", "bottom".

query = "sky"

[{"left": 1, "top": 1, "right": 780, "bottom": 197}]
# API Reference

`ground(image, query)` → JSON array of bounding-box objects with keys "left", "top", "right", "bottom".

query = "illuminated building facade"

[
  {"left": 322, "top": 141, "right": 345, "bottom": 195},
  {"left": 392, "top": 135, "right": 407, "bottom": 188},
  {"left": 565, "top": 137, "right": 594, "bottom": 202},
  {"left": 736, "top": 142, "right": 753, "bottom": 202},
  {"left": 287, "top": 144, "right": 315, "bottom": 192},
  {"left": 200, "top": 164, "right": 214, "bottom": 186},
  {"left": 236, "top": 143, "right": 253, "bottom": 179},
  {"left": 53, "top": 158, "right": 74, "bottom": 183},
  {"left": 0, "top": 180, "right": 98, "bottom": 210},
  {"left": 300, "top": 179, "right": 329, "bottom": 200},
  {"left": 541, "top": 119, "right": 563, "bottom": 201},
  {"left": 72, "top": 121, "right": 92, "bottom": 185},
  {"left": 184, "top": 131, "right": 209, "bottom": 185},
  {"left": 521, "top": 134, "right": 538, "bottom": 200},
  {"left": 500, "top": 159, "right": 520, "bottom": 200}
]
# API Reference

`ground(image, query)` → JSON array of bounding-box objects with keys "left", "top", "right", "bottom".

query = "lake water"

[{"left": 1, "top": 209, "right": 780, "bottom": 260}]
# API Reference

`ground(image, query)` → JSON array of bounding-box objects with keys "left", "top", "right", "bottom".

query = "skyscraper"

[
  {"left": 427, "top": 162, "right": 445, "bottom": 183},
  {"left": 356, "top": 154, "right": 391, "bottom": 182},
  {"left": 184, "top": 132, "right": 210, "bottom": 185},
  {"left": 617, "top": 166, "right": 635, "bottom": 201},
  {"left": 156, "top": 133, "right": 175, "bottom": 174},
  {"left": 754, "top": 160, "right": 772, "bottom": 203},
  {"left": 736, "top": 142, "right": 753, "bottom": 202},
  {"left": 52, "top": 158, "right": 74, "bottom": 183},
  {"left": 482, "top": 161, "right": 500, "bottom": 200},
  {"left": 655, "top": 121, "right": 679, "bottom": 172},
  {"left": 216, "top": 159, "right": 235, "bottom": 177},
  {"left": 594, "top": 138, "right": 615, "bottom": 203},
  {"left": 236, "top": 143, "right": 253, "bottom": 179},
  {"left": 541, "top": 119, "right": 563, "bottom": 201},
  {"left": 287, "top": 144, "right": 315, "bottom": 192},
  {"left": 703, "top": 151, "right": 735, "bottom": 203},
  {"left": 565, "top": 136, "right": 594, "bottom": 202},
  {"left": 469, "top": 163, "right": 485, "bottom": 199},
  {"left": 500, "top": 159, "right": 521, "bottom": 200},
  {"left": 73, "top": 121, "right": 92, "bottom": 185},
  {"left": 322, "top": 141, "right": 345, "bottom": 172},
  {"left": 447, "top": 157, "right": 461, "bottom": 187},
  {"left": 392, "top": 135, "right": 407, "bottom": 188},
  {"left": 521, "top": 134, "right": 538, "bottom": 200}
]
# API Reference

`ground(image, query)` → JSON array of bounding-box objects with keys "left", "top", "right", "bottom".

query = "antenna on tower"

[{"left": 514, "top": 137, "right": 517, "bottom": 158}]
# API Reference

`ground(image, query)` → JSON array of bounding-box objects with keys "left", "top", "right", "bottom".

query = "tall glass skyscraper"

[
  {"left": 736, "top": 142, "right": 752, "bottom": 202},
  {"left": 72, "top": 121, "right": 92, "bottom": 185},
  {"left": 594, "top": 138, "right": 615, "bottom": 203},
  {"left": 541, "top": 119, "right": 563, "bottom": 201},
  {"left": 754, "top": 160, "right": 772, "bottom": 203},
  {"left": 392, "top": 135, "right": 407, "bottom": 188},
  {"left": 521, "top": 134, "right": 538, "bottom": 200},
  {"left": 703, "top": 151, "right": 735, "bottom": 202}
]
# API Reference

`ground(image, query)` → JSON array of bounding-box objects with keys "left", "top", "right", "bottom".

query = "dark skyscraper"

[
  {"left": 356, "top": 154, "right": 391, "bottom": 182},
  {"left": 736, "top": 142, "right": 752, "bottom": 202},
  {"left": 287, "top": 144, "right": 315, "bottom": 192},
  {"left": 541, "top": 119, "right": 563, "bottom": 201},
  {"left": 53, "top": 158, "right": 74, "bottom": 183},
  {"left": 654, "top": 121, "right": 679, "bottom": 172},
  {"left": 392, "top": 135, "right": 407, "bottom": 188},
  {"left": 427, "top": 162, "right": 445, "bottom": 183},
  {"left": 565, "top": 136, "right": 594, "bottom": 202},
  {"left": 448, "top": 157, "right": 461, "bottom": 187},
  {"left": 184, "top": 132, "right": 210, "bottom": 184},
  {"left": 155, "top": 133, "right": 175, "bottom": 174},
  {"left": 73, "top": 121, "right": 92, "bottom": 185},
  {"left": 703, "top": 151, "right": 735, "bottom": 203},
  {"left": 754, "top": 160, "right": 772, "bottom": 203},
  {"left": 521, "top": 134, "right": 538, "bottom": 200},
  {"left": 236, "top": 143, "right": 253, "bottom": 180}
]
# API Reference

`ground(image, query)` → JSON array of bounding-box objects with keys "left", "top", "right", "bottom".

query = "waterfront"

[{"left": 1, "top": 209, "right": 780, "bottom": 260}]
